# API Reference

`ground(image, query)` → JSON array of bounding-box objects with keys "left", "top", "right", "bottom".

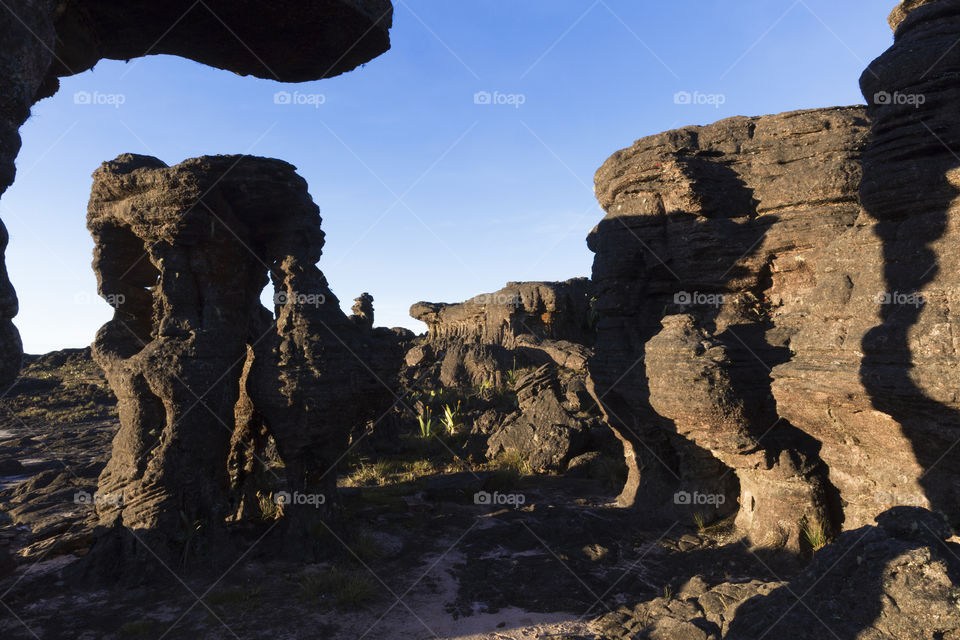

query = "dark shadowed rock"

[
  {"left": 726, "top": 507, "right": 960, "bottom": 639},
  {"left": 85, "top": 154, "right": 395, "bottom": 574},
  {"left": 0, "top": 0, "right": 393, "bottom": 383}
]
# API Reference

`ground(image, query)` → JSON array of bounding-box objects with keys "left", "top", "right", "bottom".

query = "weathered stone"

[
  {"left": 727, "top": 507, "right": 960, "bottom": 640},
  {"left": 405, "top": 280, "right": 600, "bottom": 471},
  {"left": 86, "top": 154, "right": 393, "bottom": 571},
  {"left": 588, "top": 107, "right": 868, "bottom": 539},
  {"left": 486, "top": 364, "right": 591, "bottom": 472},
  {"left": 0, "top": 0, "right": 394, "bottom": 383},
  {"left": 772, "top": 0, "right": 960, "bottom": 531}
]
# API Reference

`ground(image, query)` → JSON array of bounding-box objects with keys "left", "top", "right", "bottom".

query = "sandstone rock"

[
  {"left": 0, "top": 0, "right": 394, "bottom": 383},
  {"left": 350, "top": 292, "right": 375, "bottom": 330},
  {"left": 771, "top": 0, "right": 960, "bottom": 532},
  {"left": 889, "top": 0, "right": 942, "bottom": 30},
  {"left": 86, "top": 154, "right": 394, "bottom": 572},
  {"left": 405, "top": 280, "right": 600, "bottom": 470},
  {"left": 588, "top": 107, "right": 868, "bottom": 539},
  {"left": 486, "top": 365, "right": 592, "bottom": 472},
  {"left": 727, "top": 507, "right": 960, "bottom": 640}
]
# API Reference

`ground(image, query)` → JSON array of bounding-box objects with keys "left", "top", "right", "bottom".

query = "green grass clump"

[{"left": 801, "top": 520, "right": 829, "bottom": 551}]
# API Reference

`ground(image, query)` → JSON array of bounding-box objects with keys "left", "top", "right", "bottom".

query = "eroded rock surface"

[
  {"left": 86, "top": 154, "right": 394, "bottom": 571},
  {"left": 0, "top": 0, "right": 394, "bottom": 383},
  {"left": 588, "top": 107, "right": 868, "bottom": 542},
  {"left": 403, "top": 280, "right": 608, "bottom": 472}
]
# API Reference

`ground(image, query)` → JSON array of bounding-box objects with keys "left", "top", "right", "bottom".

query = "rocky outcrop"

[
  {"left": 594, "top": 507, "right": 959, "bottom": 640},
  {"left": 588, "top": 107, "right": 869, "bottom": 543},
  {"left": 410, "top": 279, "right": 594, "bottom": 386},
  {"left": 87, "top": 154, "right": 395, "bottom": 571},
  {"left": 589, "top": 0, "right": 960, "bottom": 547},
  {"left": 727, "top": 507, "right": 960, "bottom": 639},
  {"left": 403, "top": 280, "right": 607, "bottom": 472},
  {"left": 773, "top": 0, "right": 960, "bottom": 532},
  {"left": 0, "top": 0, "right": 394, "bottom": 384}
]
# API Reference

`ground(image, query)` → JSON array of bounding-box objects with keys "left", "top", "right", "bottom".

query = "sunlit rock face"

[
  {"left": 0, "top": 0, "right": 394, "bottom": 383},
  {"left": 587, "top": 107, "right": 874, "bottom": 546},
  {"left": 588, "top": 0, "right": 960, "bottom": 546}
]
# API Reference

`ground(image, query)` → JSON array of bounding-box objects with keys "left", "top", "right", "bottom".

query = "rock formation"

[
  {"left": 589, "top": 0, "right": 960, "bottom": 546},
  {"left": 404, "top": 279, "right": 608, "bottom": 472},
  {"left": 0, "top": 0, "right": 394, "bottom": 383},
  {"left": 87, "top": 154, "right": 395, "bottom": 570},
  {"left": 727, "top": 507, "right": 960, "bottom": 639},
  {"left": 589, "top": 107, "right": 869, "bottom": 543},
  {"left": 410, "top": 279, "right": 594, "bottom": 386}
]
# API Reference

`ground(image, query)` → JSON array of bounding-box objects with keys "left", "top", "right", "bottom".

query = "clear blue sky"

[{"left": 4, "top": 0, "right": 894, "bottom": 353}]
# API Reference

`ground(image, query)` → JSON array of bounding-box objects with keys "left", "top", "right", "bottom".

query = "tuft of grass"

[
  {"left": 801, "top": 520, "right": 829, "bottom": 551},
  {"left": 300, "top": 566, "right": 379, "bottom": 610},
  {"left": 693, "top": 512, "right": 706, "bottom": 532},
  {"left": 345, "top": 458, "right": 438, "bottom": 487},
  {"left": 257, "top": 491, "right": 284, "bottom": 521}
]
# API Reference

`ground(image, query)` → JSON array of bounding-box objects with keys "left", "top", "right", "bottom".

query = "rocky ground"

[{"left": 3, "top": 350, "right": 955, "bottom": 639}]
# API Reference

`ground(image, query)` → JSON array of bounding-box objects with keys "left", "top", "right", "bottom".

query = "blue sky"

[{"left": 4, "top": 0, "right": 894, "bottom": 353}]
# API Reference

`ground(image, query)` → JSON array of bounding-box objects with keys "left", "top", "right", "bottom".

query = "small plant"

[
  {"left": 801, "top": 520, "right": 828, "bottom": 551},
  {"left": 663, "top": 586, "right": 673, "bottom": 601},
  {"left": 440, "top": 401, "right": 462, "bottom": 434},
  {"left": 257, "top": 490, "right": 284, "bottom": 521},
  {"left": 473, "top": 379, "right": 494, "bottom": 396},
  {"left": 417, "top": 406, "right": 434, "bottom": 438},
  {"left": 693, "top": 512, "right": 706, "bottom": 532}
]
